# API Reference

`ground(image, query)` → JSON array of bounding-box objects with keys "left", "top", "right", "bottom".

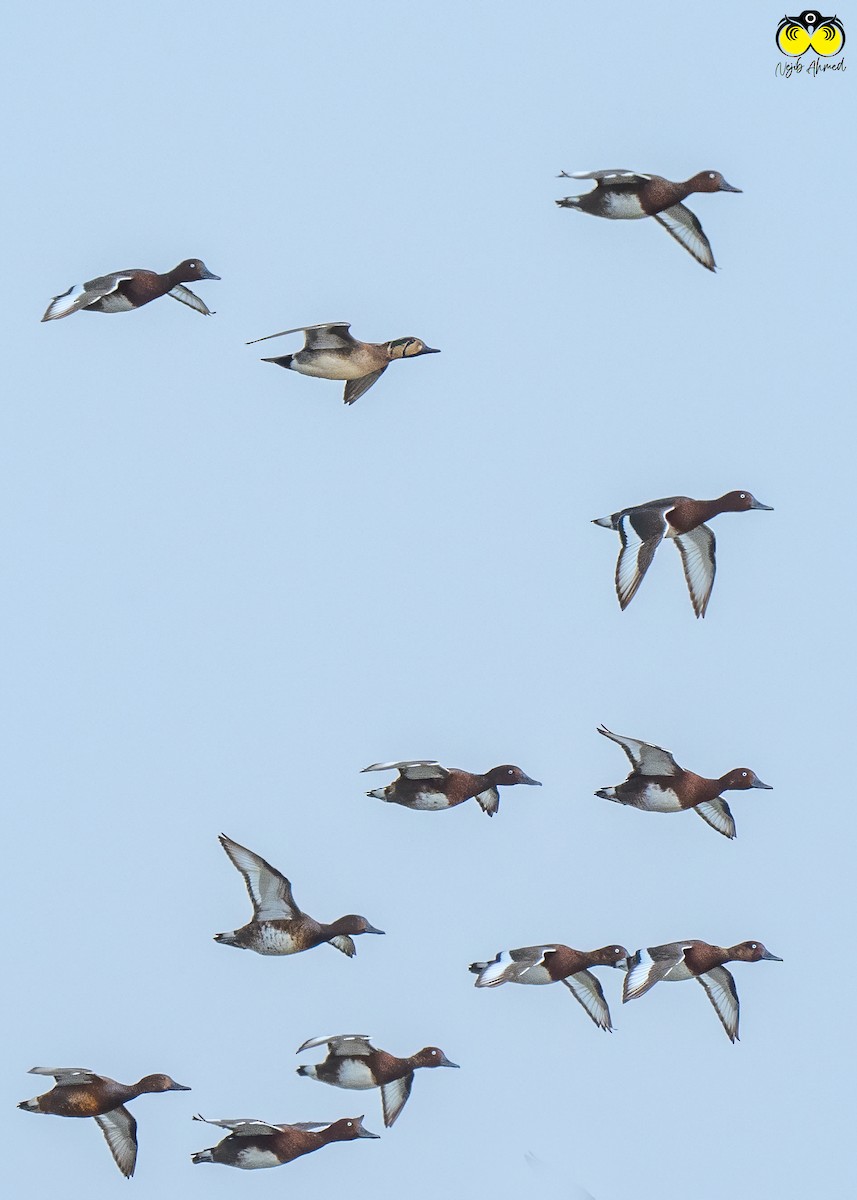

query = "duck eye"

[
  {"left": 751, "top": 943, "right": 757, "bottom": 949},
  {"left": 740, "top": 493, "right": 746, "bottom": 499},
  {"left": 709, "top": 172, "right": 715, "bottom": 179}
]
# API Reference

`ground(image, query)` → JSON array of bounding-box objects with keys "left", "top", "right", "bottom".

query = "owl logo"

[{"left": 776, "top": 10, "right": 845, "bottom": 56}]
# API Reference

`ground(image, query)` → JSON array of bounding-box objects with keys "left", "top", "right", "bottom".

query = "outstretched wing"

[
  {"left": 41, "top": 273, "right": 135, "bottom": 321},
  {"left": 614, "top": 506, "right": 670, "bottom": 610},
  {"left": 474, "top": 785, "right": 500, "bottom": 816},
  {"left": 218, "top": 834, "right": 299, "bottom": 920},
  {"left": 380, "top": 1074, "right": 414, "bottom": 1128},
  {"left": 597, "top": 726, "right": 680, "bottom": 776},
  {"left": 192, "top": 1114, "right": 282, "bottom": 1136},
  {"left": 344, "top": 366, "right": 388, "bottom": 405},
  {"left": 624, "top": 942, "right": 692, "bottom": 1001},
  {"left": 167, "top": 284, "right": 213, "bottom": 315},
  {"left": 246, "top": 322, "right": 354, "bottom": 347},
  {"left": 696, "top": 966, "right": 740, "bottom": 1042},
  {"left": 559, "top": 168, "right": 651, "bottom": 185},
  {"left": 95, "top": 1107, "right": 138, "bottom": 1178},
  {"left": 673, "top": 524, "right": 716, "bottom": 618},
  {"left": 296, "top": 1034, "right": 374, "bottom": 1056},
  {"left": 27, "top": 1067, "right": 99, "bottom": 1084},
  {"left": 653, "top": 203, "right": 716, "bottom": 271},
  {"left": 694, "top": 797, "right": 736, "bottom": 839},
  {"left": 561, "top": 970, "right": 613, "bottom": 1032},
  {"left": 361, "top": 760, "right": 448, "bottom": 780}
]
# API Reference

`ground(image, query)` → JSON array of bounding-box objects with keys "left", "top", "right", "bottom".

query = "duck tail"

[
  {"left": 365, "top": 788, "right": 387, "bottom": 800},
  {"left": 296, "top": 1065, "right": 315, "bottom": 1079},
  {"left": 191, "top": 1149, "right": 215, "bottom": 1165},
  {"left": 468, "top": 961, "right": 488, "bottom": 975},
  {"left": 595, "top": 788, "right": 618, "bottom": 802},
  {"left": 17, "top": 1098, "right": 40, "bottom": 1112},
  {"left": 261, "top": 354, "right": 293, "bottom": 369},
  {"left": 555, "top": 196, "right": 582, "bottom": 209},
  {"left": 591, "top": 515, "right": 615, "bottom": 529},
  {"left": 213, "top": 930, "right": 240, "bottom": 946}
]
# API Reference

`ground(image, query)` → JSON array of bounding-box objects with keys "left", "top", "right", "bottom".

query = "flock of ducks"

[{"left": 22, "top": 164, "right": 776, "bottom": 1183}]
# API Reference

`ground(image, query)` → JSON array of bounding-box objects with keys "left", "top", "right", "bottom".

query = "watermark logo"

[{"left": 775, "top": 10, "right": 846, "bottom": 74}]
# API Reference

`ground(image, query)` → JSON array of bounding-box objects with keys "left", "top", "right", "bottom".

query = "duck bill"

[
  {"left": 420, "top": 345, "right": 441, "bottom": 355},
  {"left": 719, "top": 180, "right": 742, "bottom": 192},
  {"left": 749, "top": 498, "right": 774, "bottom": 511},
  {"left": 364, "top": 924, "right": 385, "bottom": 935},
  {"left": 438, "top": 1055, "right": 460, "bottom": 1069},
  {"left": 170, "top": 1082, "right": 192, "bottom": 1091},
  {"left": 199, "top": 268, "right": 221, "bottom": 280},
  {"left": 520, "top": 774, "right": 542, "bottom": 786},
  {"left": 752, "top": 777, "right": 773, "bottom": 790},
  {"left": 761, "top": 949, "right": 783, "bottom": 961}
]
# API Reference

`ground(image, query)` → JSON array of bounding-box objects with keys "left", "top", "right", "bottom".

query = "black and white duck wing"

[
  {"left": 218, "top": 833, "right": 299, "bottom": 920},
  {"left": 561, "top": 970, "right": 613, "bottom": 1031},
  {"left": 561, "top": 169, "right": 651, "bottom": 185},
  {"left": 380, "top": 1073, "right": 414, "bottom": 1128},
  {"left": 361, "top": 760, "right": 448, "bottom": 780},
  {"left": 673, "top": 524, "right": 716, "bottom": 617},
  {"left": 192, "top": 1114, "right": 282, "bottom": 1136},
  {"left": 653, "top": 203, "right": 716, "bottom": 271},
  {"left": 696, "top": 966, "right": 740, "bottom": 1041},
  {"left": 624, "top": 941, "right": 692, "bottom": 1001},
  {"left": 296, "top": 1034, "right": 374, "bottom": 1056},
  {"left": 614, "top": 505, "right": 671, "bottom": 610},
  {"left": 694, "top": 796, "right": 736, "bottom": 839},
  {"left": 27, "top": 1066, "right": 100, "bottom": 1084},
  {"left": 167, "top": 284, "right": 213, "bottom": 315},
  {"left": 95, "top": 1106, "right": 138, "bottom": 1178},
  {"left": 42, "top": 272, "right": 134, "bottom": 320},
  {"left": 596, "top": 725, "right": 681, "bottom": 776}
]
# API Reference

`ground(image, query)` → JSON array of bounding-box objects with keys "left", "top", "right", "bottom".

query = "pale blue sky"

[{"left": 2, "top": 3, "right": 854, "bottom": 1197}]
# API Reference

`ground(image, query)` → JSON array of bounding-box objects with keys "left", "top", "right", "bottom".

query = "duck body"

[
  {"left": 247, "top": 322, "right": 439, "bottom": 404},
  {"left": 624, "top": 939, "right": 782, "bottom": 1041},
  {"left": 555, "top": 169, "right": 741, "bottom": 270},
  {"left": 296, "top": 1035, "right": 459, "bottom": 1128},
  {"left": 361, "top": 760, "right": 541, "bottom": 816},
  {"left": 41, "top": 259, "right": 219, "bottom": 320},
  {"left": 191, "top": 1114, "right": 379, "bottom": 1169},
  {"left": 214, "top": 834, "right": 383, "bottom": 957},
  {"left": 469, "top": 944, "right": 628, "bottom": 1031},
  {"left": 18, "top": 1067, "right": 190, "bottom": 1177},
  {"left": 596, "top": 725, "right": 772, "bottom": 839},
  {"left": 592, "top": 490, "right": 773, "bottom": 616}
]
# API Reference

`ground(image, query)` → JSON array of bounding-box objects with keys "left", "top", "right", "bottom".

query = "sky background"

[{"left": 2, "top": 2, "right": 854, "bottom": 1197}]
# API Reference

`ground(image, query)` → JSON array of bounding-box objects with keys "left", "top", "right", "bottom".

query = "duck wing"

[
  {"left": 474, "top": 785, "right": 500, "bottom": 816},
  {"left": 624, "top": 941, "right": 693, "bottom": 1001},
  {"left": 653, "top": 203, "right": 716, "bottom": 271},
  {"left": 380, "top": 1073, "right": 414, "bottom": 1128},
  {"left": 296, "top": 1034, "right": 374, "bottom": 1056},
  {"left": 560, "top": 169, "right": 651, "bottom": 185},
  {"left": 696, "top": 966, "right": 740, "bottom": 1041},
  {"left": 361, "top": 761, "right": 448, "bottom": 780},
  {"left": 344, "top": 366, "right": 388, "bottom": 406},
  {"left": 596, "top": 726, "right": 680, "bottom": 776},
  {"left": 167, "top": 284, "right": 213, "bottom": 315},
  {"left": 218, "top": 834, "right": 299, "bottom": 920},
  {"left": 673, "top": 524, "right": 716, "bottom": 617},
  {"left": 694, "top": 797, "right": 736, "bottom": 839},
  {"left": 41, "top": 273, "right": 135, "bottom": 321},
  {"left": 95, "top": 1106, "right": 138, "bottom": 1178},
  {"left": 613, "top": 505, "right": 673, "bottom": 610},
  {"left": 561, "top": 969, "right": 613, "bottom": 1031},
  {"left": 27, "top": 1067, "right": 101, "bottom": 1084},
  {"left": 246, "top": 322, "right": 354, "bottom": 347},
  {"left": 192, "top": 1114, "right": 282, "bottom": 1135}
]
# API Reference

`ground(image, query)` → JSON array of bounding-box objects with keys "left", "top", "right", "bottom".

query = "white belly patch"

[
  {"left": 639, "top": 784, "right": 683, "bottom": 813},
  {"left": 335, "top": 1060, "right": 378, "bottom": 1089},
  {"left": 603, "top": 192, "right": 647, "bottom": 219},
  {"left": 235, "top": 1147, "right": 282, "bottom": 1170}
]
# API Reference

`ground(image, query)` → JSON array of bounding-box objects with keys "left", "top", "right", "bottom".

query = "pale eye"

[
  {"left": 751, "top": 943, "right": 757, "bottom": 949},
  {"left": 742, "top": 771, "right": 748, "bottom": 777},
  {"left": 709, "top": 172, "right": 715, "bottom": 179},
  {"left": 740, "top": 493, "right": 747, "bottom": 499}
]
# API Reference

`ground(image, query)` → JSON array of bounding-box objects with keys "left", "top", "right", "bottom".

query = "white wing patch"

[
  {"left": 696, "top": 967, "right": 740, "bottom": 1041},
  {"left": 218, "top": 834, "right": 298, "bottom": 921},
  {"left": 168, "top": 284, "right": 213, "bottom": 315},
  {"left": 561, "top": 970, "right": 613, "bottom": 1031},
  {"left": 95, "top": 1107, "right": 138, "bottom": 1178},
  {"left": 380, "top": 1073, "right": 414, "bottom": 1127},
  {"left": 694, "top": 797, "right": 736, "bottom": 839},
  {"left": 674, "top": 524, "right": 716, "bottom": 617},
  {"left": 653, "top": 203, "right": 716, "bottom": 270}
]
